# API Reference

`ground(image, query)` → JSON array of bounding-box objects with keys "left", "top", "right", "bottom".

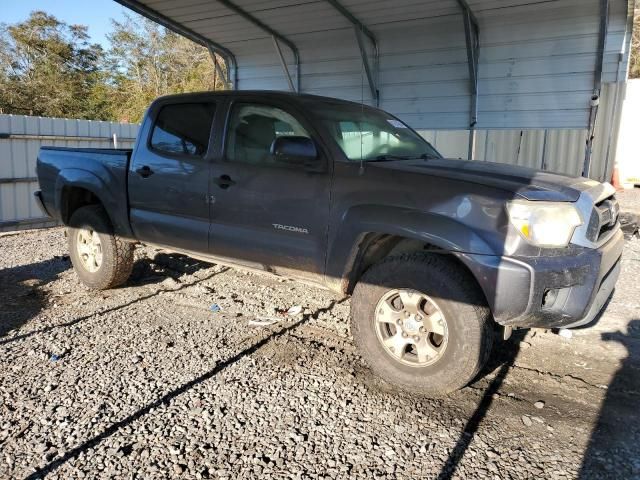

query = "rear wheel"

[
  {"left": 350, "top": 253, "right": 494, "bottom": 396},
  {"left": 68, "top": 205, "right": 134, "bottom": 290}
]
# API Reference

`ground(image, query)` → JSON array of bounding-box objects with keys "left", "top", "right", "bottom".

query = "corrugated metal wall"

[
  {"left": 420, "top": 128, "right": 590, "bottom": 175},
  {"left": 418, "top": 81, "right": 622, "bottom": 181},
  {"left": 0, "top": 115, "right": 139, "bottom": 232},
  {"left": 131, "top": 0, "right": 631, "bottom": 130},
  {"left": 223, "top": 0, "right": 629, "bottom": 130}
]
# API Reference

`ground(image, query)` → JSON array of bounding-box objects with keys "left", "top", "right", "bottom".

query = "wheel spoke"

[
  {"left": 425, "top": 311, "right": 446, "bottom": 335},
  {"left": 414, "top": 338, "right": 439, "bottom": 363},
  {"left": 398, "top": 290, "right": 422, "bottom": 313},
  {"left": 376, "top": 298, "right": 402, "bottom": 324},
  {"left": 94, "top": 251, "right": 103, "bottom": 267},
  {"left": 383, "top": 332, "right": 410, "bottom": 358},
  {"left": 77, "top": 242, "right": 92, "bottom": 256}
]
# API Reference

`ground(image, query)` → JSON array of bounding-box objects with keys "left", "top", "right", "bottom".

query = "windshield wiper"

[
  {"left": 367, "top": 153, "right": 440, "bottom": 162},
  {"left": 365, "top": 153, "right": 440, "bottom": 162},
  {"left": 369, "top": 154, "right": 413, "bottom": 162}
]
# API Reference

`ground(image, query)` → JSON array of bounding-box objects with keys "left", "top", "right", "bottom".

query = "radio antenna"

[{"left": 359, "top": 24, "right": 365, "bottom": 175}]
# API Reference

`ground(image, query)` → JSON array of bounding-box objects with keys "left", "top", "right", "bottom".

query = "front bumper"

[{"left": 460, "top": 228, "right": 624, "bottom": 329}]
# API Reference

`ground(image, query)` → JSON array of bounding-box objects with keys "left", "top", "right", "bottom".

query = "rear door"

[
  {"left": 128, "top": 100, "right": 217, "bottom": 254},
  {"left": 208, "top": 98, "right": 331, "bottom": 281}
]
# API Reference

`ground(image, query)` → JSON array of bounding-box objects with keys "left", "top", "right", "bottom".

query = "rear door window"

[{"left": 150, "top": 103, "right": 216, "bottom": 157}]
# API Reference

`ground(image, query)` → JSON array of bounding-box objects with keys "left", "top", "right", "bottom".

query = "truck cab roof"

[{"left": 151, "top": 90, "right": 379, "bottom": 111}]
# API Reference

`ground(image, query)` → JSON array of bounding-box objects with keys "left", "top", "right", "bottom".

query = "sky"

[{"left": 2, "top": 0, "right": 133, "bottom": 48}]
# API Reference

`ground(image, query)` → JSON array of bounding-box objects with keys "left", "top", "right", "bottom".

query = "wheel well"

[
  {"left": 61, "top": 187, "right": 102, "bottom": 224},
  {"left": 346, "top": 234, "right": 486, "bottom": 303}
]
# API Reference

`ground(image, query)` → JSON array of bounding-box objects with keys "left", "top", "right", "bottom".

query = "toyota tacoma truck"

[{"left": 35, "top": 91, "right": 624, "bottom": 395}]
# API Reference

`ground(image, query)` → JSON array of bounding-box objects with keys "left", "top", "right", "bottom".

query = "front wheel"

[
  {"left": 68, "top": 205, "right": 134, "bottom": 290},
  {"left": 350, "top": 253, "right": 494, "bottom": 396}
]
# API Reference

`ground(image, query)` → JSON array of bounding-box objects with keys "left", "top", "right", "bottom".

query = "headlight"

[{"left": 506, "top": 200, "right": 582, "bottom": 247}]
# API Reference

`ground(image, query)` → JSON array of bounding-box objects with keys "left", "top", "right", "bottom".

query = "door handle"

[
  {"left": 214, "top": 174, "right": 236, "bottom": 189},
  {"left": 135, "top": 165, "right": 154, "bottom": 178}
]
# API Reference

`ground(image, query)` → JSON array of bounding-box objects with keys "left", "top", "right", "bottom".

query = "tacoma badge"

[{"left": 272, "top": 223, "right": 309, "bottom": 234}]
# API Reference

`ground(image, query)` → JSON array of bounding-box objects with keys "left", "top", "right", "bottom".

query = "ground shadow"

[
  {"left": 129, "top": 252, "right": 212, "bottom": 286},
  {"left": 25, "top": 298, "right": 345, "bottom": 479},
  {"left": 579, "top": 319, "right": 640, "bottom": 479},
  {"left": 0, "top": 253, "right": 220, "bottom": 347},
  {"left": 0, "top": 255, "right": 71, "bottom": 338},
  {"left": 436, "top": 328, "right": 525, "bottom": 479}
]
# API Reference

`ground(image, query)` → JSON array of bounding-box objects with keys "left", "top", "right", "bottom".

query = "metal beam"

[
  {"left": 0, "top": 177, "right": 37, "bottom": 185},
  {"left": 0, "top": 133, "right": 136, "bottom": 142},
  {"left": 325, "top": 0, "right": 377, "bottom": 46},
  {"left": 272, "top": 36, "right": 296, "bottom": 92},
  {"left": 0, "top": 217, "right": 59, "bottom": 231},
  {"left": 593, "top": 0, "right": 609, "bottom": 95},
  {"left": 324, "top": 0, "right": 379, "bottom": 105},
  {"left": 458, "top": 0, "right": 479, "bottom": 160},
  {"left": 583, "top": 0, "right": 609, "bottom": 178},
  {"left": 456, "top": 0, "right": 479, "bottom": 31},
  {"left": 114, "top": 0, "right": 238, "bottom": 88},
  {"left": 214, "top": 0, "right": 301, "bottom": 92},
  {"left": 354, "top": 27, "right": 379, "bottom": 104},
  {"left": 208, "top": 46, "right": 232, "bottom": 89}
]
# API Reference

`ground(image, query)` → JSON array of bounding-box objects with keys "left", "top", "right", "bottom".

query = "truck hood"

[{"left": 373, "top": 158, "right": 600, "bottom": 202}]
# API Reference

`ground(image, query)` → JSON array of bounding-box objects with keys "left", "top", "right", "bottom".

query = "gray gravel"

[
  {"left": 617, "top": 187, "right": 640, "bottom": 214},
  {"left": 1, "top": 227, "right": 639, "bottom": 479}
]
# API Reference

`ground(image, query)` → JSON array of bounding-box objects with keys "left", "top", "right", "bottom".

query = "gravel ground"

[
  {"left": 617, "top": 187, "right": 640, "bottom": 214},
  {"left": 1, "top": 225, "right": 639, "bottom": 479}
]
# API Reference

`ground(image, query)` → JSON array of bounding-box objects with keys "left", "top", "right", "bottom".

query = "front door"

[
  {"left": 128, "top": 100, "right": 217, "bottom": 254},
  {"left": 208, "top": 101, "right": 331, "bottom": 281}
]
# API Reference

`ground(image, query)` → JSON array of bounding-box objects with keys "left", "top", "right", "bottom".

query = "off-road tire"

[
  {"left": 68, "top": 205, "right": 134, "bottom": 290},
  {"left": 350, "top": 253, "right": 494, "bottom": 396}
]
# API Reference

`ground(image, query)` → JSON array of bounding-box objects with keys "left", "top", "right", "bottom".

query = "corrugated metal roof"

[{"left": 117, "top": 0, "right": 632, "bottom": 130}]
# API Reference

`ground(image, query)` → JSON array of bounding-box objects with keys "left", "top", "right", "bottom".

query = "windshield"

[{"left": 311, "top": 102, "right": 442, "bottom": 162}]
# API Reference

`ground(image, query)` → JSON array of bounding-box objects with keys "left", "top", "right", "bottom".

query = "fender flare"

[
  {"left": 55, "top": 168, "right": 132, "bottom": 237},
  {"left": 325, "top": 205, "right": 497, "bottom": 292}
]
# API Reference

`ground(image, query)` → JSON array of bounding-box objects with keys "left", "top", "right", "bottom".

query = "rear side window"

[{"left": 150, "top": 103, "right": 216, "bottom": 157}]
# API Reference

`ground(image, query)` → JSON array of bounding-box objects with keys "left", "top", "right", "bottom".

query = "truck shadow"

[
  {"left": 0, "top": 255, "right": 71, "bottom": 338},
  {"left": 436, "top": 329, "right": 525, "bottom": 480},
  {"left": 129, "top": 252, "right": 212, "bottom": 285},
  {"left": 579, "top": 319, "right": 640, "bottom": 479},
  {"left": 24, "top": 298, "right": 345, "bottom": 480},
  {"left": 0, "top": 252, "right": 218, "bottom": 346}
]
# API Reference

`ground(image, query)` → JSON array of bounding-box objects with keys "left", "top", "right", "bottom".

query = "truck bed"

[{"left": 36, "top": 146, "right": 134, "bottom": 237}]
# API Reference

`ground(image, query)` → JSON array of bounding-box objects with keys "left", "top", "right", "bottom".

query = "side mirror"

[{"left": 270, "top": 136, "right": 322, "bottom": 171}]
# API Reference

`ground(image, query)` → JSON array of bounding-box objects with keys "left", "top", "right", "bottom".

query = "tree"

[
  {"left": 630, "top": 0, "right": 639, "bottom": 79},
  {"left": 0, "top": 11, "right": 108, "bottom": 118},
  {"left": 105, "top": 14, "right": 226, "bottom": 123},
  {"left": 0, "top": 11, "right": 224, "bottom": 122}
]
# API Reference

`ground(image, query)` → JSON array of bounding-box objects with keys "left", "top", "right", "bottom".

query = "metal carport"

[{"left": 114, "top": 0, "right": 635, "bottom": 179}]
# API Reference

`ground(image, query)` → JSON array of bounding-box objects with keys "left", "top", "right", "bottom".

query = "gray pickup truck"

[{"left": 36, "top": 91, "right": 624, "bottom": 395}]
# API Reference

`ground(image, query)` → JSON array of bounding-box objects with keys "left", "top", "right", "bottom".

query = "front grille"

[{"left": 586, "top": 195, "right": 620, "bottom": 243}]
